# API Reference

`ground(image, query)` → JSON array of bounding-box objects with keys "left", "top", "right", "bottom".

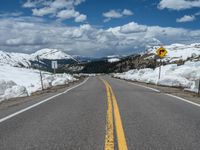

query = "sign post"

[
  {"left": 51, "top": 61, "right": 58, "bottom": 74},
  {"left": 156, "top": 47, "right": 168, "bottom": 80},
  {"left": 37, "top": 56, "right": 44, "bottom": 91},
  {"left": 198, "top": 79, "right": 200, "bottom": 96},
  {"left": 158, "top": 59, "right": 162, "bottom": 80}
]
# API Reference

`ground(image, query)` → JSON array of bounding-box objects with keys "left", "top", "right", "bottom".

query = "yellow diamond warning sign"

[{"left": 156, "top": 47, "right": 168, "bottom": 58}]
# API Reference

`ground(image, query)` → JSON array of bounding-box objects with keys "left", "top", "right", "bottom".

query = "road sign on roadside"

[
  {"left": 51, "top": 61, "right": 58, "bottom": 74},
  {"left": 156, "top": 47, "right": 168, "bottom": 58},
  {"left": 156, "top": 47, "right": 168, "bottom": 81},
  {"left": 51, "top": 61, "right": 58, "bottom": 69}
]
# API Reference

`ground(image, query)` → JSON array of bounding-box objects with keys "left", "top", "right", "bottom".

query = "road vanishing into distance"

[{"left": 0, "top": 76, "right": 200, "bottom": 150}]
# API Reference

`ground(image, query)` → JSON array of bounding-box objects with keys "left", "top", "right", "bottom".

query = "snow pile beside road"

[
  {"left": 0, "top": 64, "right": 77, "bottom": 102},
  {"left": 3, "top": 86, "right": 28, "bottom": 100},
  {"left": 113, "top": 61, "right": 200, "bottom": 93}
]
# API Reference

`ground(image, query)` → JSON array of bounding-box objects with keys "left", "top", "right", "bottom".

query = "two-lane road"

[{"left": 0, "top": 76, "right": 200, "bottom": 150}]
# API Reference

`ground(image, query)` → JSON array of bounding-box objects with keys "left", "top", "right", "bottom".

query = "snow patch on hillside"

[
  {"left": 0, "top": 51, "right": 31, "bottom": 67},
  {"left": 0, "top": 48, "right": 75, "bottom": 68},
  {"left": 31, "top": 48, "right": 75, "bottom": 60},
  {"left": 147, "top": 43, "right": 200, "bottom": 62},
  {"left": 108, "top": 58, "right": 120, "bottom": 63}
]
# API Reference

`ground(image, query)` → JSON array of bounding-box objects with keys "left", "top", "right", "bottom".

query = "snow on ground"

[
  {"left": 147, "top": 43, "right": 200, "bottom": 62},
  {"left": 0, "top": 64, "right": 77, "bottom": 102},
  {"left": 108, "top": 58, "right": 120, "bottom": 63},
  {"left": 113, "top": 61, "right": 200, "bottom": 93}
]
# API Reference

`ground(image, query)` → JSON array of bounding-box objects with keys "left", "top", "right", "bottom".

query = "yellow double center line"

[{"left": 102, "top": 79, "right": 128, "bottom": 150}]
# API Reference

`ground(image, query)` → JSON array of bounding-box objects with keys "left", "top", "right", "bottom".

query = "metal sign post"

[
  {"left": 37, "top": 56, "right": 44, "bottom": 91},
  {"left": 158, "top": 59, "right": 162, "bottom": 80},
  {"left": 156, "top": 47, "right": 168, "bottom": 81},
  {"left": 198, "top": 79, "right": 200, "bottom": 96},
  {"left": 51, "top": 61, "right": 58, "bottom": 74}
]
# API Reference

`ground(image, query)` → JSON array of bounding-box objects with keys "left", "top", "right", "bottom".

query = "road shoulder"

[
  {"left": 0, "top": 77, "right": 86, "bottom": 119},
  {"left": 112, "top": 77, "right": 200, "bottom": 105}
]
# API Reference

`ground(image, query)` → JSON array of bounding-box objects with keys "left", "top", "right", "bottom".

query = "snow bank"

[
  {"left": 0, "top": 64, "right": 77, "bottom": 102},
  {"left": 114, "top": 61, "right": 200, "bottom": 93},
  {"left": 4, "top": 85, "right": 28, "bottom": 100}
]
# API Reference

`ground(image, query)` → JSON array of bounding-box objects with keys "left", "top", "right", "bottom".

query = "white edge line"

[
  {"left": 122, "top": 80, "right": 160, "bottom": 92},
  {"left": 0, "top": 77, "right": 89, "bottom": 123},
  {"left": 165, "top": 93, "right": 200, "bottom": 108}
]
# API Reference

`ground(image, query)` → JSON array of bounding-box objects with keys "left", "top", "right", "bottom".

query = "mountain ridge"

[{"left": 0, "top": 48, "right": 76, "bottom": 68}]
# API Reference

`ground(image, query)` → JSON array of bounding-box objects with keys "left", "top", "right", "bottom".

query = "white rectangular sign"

[{"left": 51, "top": 61, "right": 58, "bottom": 69}]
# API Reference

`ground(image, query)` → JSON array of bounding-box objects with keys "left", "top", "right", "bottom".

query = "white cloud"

[
  {"left": 158, "top": 0, "right": 200, "bottom": 10},
  {"left": 176, "top": 15, "right": 196, "bottom": 23},
  {"left": 119, "top": 22, "right": 147, "bottom": 33},
  {"left": 103, "top": 10, "right": 123, "bottom": 18},
  {"left": 57, "top": 9, "right": 79, "bottom": 19},
  {"left": 103, "top": 9, "right": 133, "bottom": 22},
  {"left": 23, "top": 0, "right": 87, "bottom": 22},
  {"left": 23, "top": 0, "right": 39, "bottom": 8},
  {"left": 122, "top": 9, "right": 133, "bottom": 16},
  {"left": 75, "top": 14, "right": 87, "bottom": 22},
  {"left": 1, "top": 17, "right": 200, "bottom": 56},
  {"left": 32, "top": 7, "right": 55, "bottom": 16},
  {"left": 56, "top": 9, "right": 86, "bottom": 22}
]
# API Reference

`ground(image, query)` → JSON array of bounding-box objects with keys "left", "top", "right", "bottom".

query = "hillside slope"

[{"left": 0, "top": 49, "right": 77, "bottom": 69}]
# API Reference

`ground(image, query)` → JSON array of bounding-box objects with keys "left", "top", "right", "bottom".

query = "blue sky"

[{"left": 0, "top": 0, "right": 200, "bottom": 57}]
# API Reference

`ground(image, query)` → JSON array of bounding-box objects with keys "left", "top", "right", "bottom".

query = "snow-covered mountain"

[
  {"left": 31, "top": 49, "right": 76, "bottom": 61},
  {"left": 0, "top": 48, "right": 76, "bottom": 68},
  {"left": 146, "top": 43, "right": 200, "bottom": 62},
  {"left": 0, "top": 51, "right": 31, "bottom": 67}
]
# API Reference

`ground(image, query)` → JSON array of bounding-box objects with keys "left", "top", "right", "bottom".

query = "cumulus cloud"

[
  {"left": 1, "top": 16, "right": 200, "bottom": 56},
  {"left": 75, "top": 14, "right": 87, "bottom": 22},
  {"left": 23, "top": 0, "right": 87, "bottom": 22},
  {"left": 103, "top": 9, "right": 133, "bottom": 22},
  {"left": 56, "top": 9, "right": 87, "bottom": 22},
  {"left": 158, "top": 0, "right": 200, "bottom": 10},
  {"left": 119, "top": 22, "right": 147, "bottom": 33},
  {"left": 57, "top": 9, "right": 79, "bottom": 19},
  {"left": 176, "top": 15, "right": 196, "bottom": 22},
  {"left": 122, "top": 9, "right": 133, "bottom": 16},
  {"left": 32, "top": 7, "right": 55, "bottom": 16}
]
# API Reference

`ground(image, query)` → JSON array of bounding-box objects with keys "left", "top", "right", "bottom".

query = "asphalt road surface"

[{"left": 0, "top": 76, "right": 200, "bottom": 150}]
